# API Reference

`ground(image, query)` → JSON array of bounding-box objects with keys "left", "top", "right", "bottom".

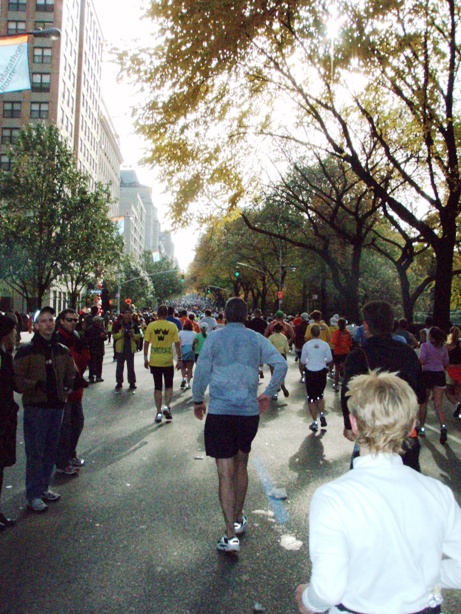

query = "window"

[
  {"left": 36, "top": 0, "right": 54, "bottom": 11},
  {"left": 34, "top": 20, "right": 53, "bottom": 30},
  {"left": 33, "top": 47, "right": 52, "bottom": 64},
  {"left": 30, "top": 102, "right": 49, "bottom": 119},
  {"left": 3, "top": 102, "right": 22, "bottom": 118},
  {"left": 31, "top": 73, "right": 51, "bottom": 92},
  {"left": 8, "top": 1, "right": 27, "bottom": 10},
  {"left": 7, "top": 21, "right": 26, "bottom": 35},
  {"left": 2, "top": 128, "right": 20, "bottom": 144},
  {"left": 0, "top": 155, "right": 11, "bottom": 171}
]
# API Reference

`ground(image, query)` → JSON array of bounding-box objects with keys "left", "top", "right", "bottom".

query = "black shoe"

[
  {"left": 96, "top": 377, "right": 104, "bottom": 382},
  {"left": 129, "top": 383, "right": 137, "bottom": 390},
  {"left": 320, "top": 413, "right": 327, "bottom": 428},
  {"left": 440, "top": 427, "right": 448, "bottom": 445},
  {"left": 115, "top": 383, "right": 122, "bottom": 390},
  {"left": 453, "top": 403, "right": 461, "bottom": 418},
  {"left": 88, "top": 377, "right": 95, "bottom": 384},
  {"left": 163, "top": 407, "right": 172, "bottom": 421},
  {"left": 0, "top": 513, "right": 15, "bottom": 528},
  {"left": 281, "top": 385, "right": 289, "bottom": 398}
]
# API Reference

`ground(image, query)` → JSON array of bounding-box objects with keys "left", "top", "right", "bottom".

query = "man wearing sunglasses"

[{"left": 55, "top": 309, "right": 90, "bottom": 476}]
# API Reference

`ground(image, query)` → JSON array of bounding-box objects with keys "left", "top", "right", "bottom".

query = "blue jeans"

[{"left": 23, "top": 406, "right": 64, "bottom": 500}]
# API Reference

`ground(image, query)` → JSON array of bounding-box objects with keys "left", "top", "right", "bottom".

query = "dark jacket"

[
  {"left": 341, "top": 334, "right": 424, "bottom": 430},
  {"left": 0, "top": 348, "right": 19, "bottom": 467},
  {"left": 14, "top": 333, "right": 76, "bottom": 409},
  {"left": 56, "top": 326, "right": 90, "bottom": 401}
]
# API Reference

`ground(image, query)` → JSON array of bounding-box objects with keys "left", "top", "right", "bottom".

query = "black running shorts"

[
  {"left": 204, "top": 413, "right": 260, "bottom": 459},
  {"left": 150, "top": 365, "right": 174, "bottom": 391}
]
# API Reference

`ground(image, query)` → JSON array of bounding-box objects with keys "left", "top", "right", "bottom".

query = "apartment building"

[{"left": 0, "top": 0, "right": 122, "bottom": 313}]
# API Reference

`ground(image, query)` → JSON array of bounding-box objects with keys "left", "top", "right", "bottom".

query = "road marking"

[{"left": 252, "top": 456, "right": 289, "bottom": 525}]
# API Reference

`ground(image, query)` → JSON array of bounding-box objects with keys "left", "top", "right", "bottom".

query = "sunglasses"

[{"left": 65, "top": 318, "right": 78, "bottom": 323}]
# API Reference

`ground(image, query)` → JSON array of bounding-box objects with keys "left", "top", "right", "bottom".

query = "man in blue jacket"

[{"left": 193, "top": 297, "right": 287, "bottom": 553}]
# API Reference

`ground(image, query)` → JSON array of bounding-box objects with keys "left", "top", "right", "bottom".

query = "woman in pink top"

[{"left": 419, "top": 326, "right": 449, "bottom": 444}]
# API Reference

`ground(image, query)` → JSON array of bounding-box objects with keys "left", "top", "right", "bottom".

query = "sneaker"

[
  {"left": 28, "top": 498, "right": 48, "bottom": 513},
  {"left": 55, "top": 465, "right": 79, "bottom": 476},
  {"left": 0, "top": 512, "right": 15, "bottom": 527},
  {"left": 234, "top": 515, "right": 247, "bottom": 535},
  {"left": 129, "top": 383, "right": 137, "bottom": 390},
  {"left": 185, "top": 383, "right": 191, "bottom": 390},
  {"left": 115, "top": 383, "right": 122, "bottom": 393},
  {"left": 332, "top": 384, "right": 339, "bottom": 392},
  {"left": 71, "top": 457, "right": 85, "bottom": 467},
  {"left": 41, "top": 489, "right": 61, "bottom": 502},
  {"left": 217, "top": 535, "right": 240, "bottom": 553},
  {"left": 271, "top": 394, "right": 278, "bottom": 400},
  {"left": 155, "top": 412, "right": 163, "bottom": 424},
  {"left": 96, "top": 377, "right": 104, "bottom": 382},
  {"left": 320, "top": 413, "right": 327, "bottom": 428},
  {"left": 180, "top": 378, "right": 186, "bottom": 389},
  {"left": 88, "top": 377, "right": 95, "bottom": 384},
  {"left": 327, "top": 372, "right": 334, "bottom": 379},
  {"left": 417, "top": 426, "right": 426, "bottom": 437},
  {"left": 440, "top": 427, "right": 448, "bottom": 445},
  {"left": 163, "top": 406, "right": 173, "bottom": 421},
  {"left": 309, "top": 421, "right": 318, "bottom": 432},
  {"left": 453, "top": 403, "right": 461, "bottom": 418},
  {"left": 300, "top": 376, "right": 305, "bottom": 383},
  {"left": 281, "top": 385, "right": 289, "bottom": 398}
]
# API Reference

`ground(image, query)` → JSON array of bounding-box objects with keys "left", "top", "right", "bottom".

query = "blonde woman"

[{"left": 296, "top": 371, "right": 461, "bottom": 614}]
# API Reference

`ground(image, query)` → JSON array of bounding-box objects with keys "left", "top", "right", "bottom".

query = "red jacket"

[{"left": 56, "top": 326, "right": 90, "bottom": 401}]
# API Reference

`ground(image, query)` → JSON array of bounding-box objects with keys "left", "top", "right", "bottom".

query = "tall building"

[
  {"left": 119, "top": 169, "right": 164, "bottom": 262},
  {"left": 0, "top": 0, "right": 122, "bottom": 312}
]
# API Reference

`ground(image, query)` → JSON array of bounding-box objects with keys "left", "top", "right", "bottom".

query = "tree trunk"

[{"left": 432, "top": 237, "right": 455, "bottom": 330}]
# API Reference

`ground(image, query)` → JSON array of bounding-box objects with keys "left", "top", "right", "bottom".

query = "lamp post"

[{"left": 27, "top": 28, "right": 61, "bottom": 40}]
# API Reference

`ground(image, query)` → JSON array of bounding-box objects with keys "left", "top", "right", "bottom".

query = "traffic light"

[
  {"left": 181, "top": 273, "right": 185, "bottom": 283},
  {"left": 235, "top": 268, "right": 240, "bottom": 278},
  {"left": 207, "top": 288, "right": 211, "bottom": 294}
]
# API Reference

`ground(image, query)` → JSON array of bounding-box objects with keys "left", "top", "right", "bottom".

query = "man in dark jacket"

[
  {"left": 0, "top": 314, "right": 19, "bottom": 529},
  {"left": 341, "top": 301, "right": 425, "bottom": 471},
  {"left": 14, "top": 306, "right": 76, "bottom": 513},
  {"left": 55, "top": 309, "right": 90, "bottom": 476}
]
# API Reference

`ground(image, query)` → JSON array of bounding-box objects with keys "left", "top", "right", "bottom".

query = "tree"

[
  {"left": 141, "top": 251, "right": 183, "bottom": 303},
  {"left": 120, "top": 0, "right": 461, "bottom": 328},
  {"left": 62, "top": 182, "right": 124, "bottom": 309},
  {"left": 0, "top": 124, "right": 122, "bottom": 311}
]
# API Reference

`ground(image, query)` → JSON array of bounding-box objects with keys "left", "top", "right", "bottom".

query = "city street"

[{"left": 1, "top": 338, "right": 461, "bottom": 614}]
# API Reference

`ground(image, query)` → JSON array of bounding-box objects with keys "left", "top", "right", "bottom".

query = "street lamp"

[{"left": 28, "top": 28, "right": 61, "bottom": 40}]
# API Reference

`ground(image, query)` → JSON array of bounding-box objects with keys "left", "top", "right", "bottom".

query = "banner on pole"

[{"left": 0, "top": 34, "right": 30, "bottom": 94}]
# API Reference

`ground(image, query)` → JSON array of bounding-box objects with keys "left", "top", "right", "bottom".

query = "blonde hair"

[{"left": 346, "top": 370, "right": 418, "bottom": 455}]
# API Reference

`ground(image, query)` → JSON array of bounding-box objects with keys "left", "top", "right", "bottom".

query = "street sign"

[
  {"left": 277, "top": 291, "right": 284, "bottom": 299},
  {"left": 89, "top": 290, "right": 102, "bottom": 295}
]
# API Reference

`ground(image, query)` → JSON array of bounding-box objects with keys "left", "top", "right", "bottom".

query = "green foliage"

[
  {"left": 141, "top": 251, "right": 184, "bottom": 303},
  {"left": 0, "top": 124, "right": 121, "bottom": 310}
]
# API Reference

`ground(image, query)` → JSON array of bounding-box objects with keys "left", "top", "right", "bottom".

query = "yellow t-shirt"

[{"left": 144, "top": 319, "right": 180, "bottom": 367}]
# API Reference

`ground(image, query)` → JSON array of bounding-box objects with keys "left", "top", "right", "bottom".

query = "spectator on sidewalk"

[
  {"left": 14, "top": 307, "right": 76, "bottom": 513},
  {"left": 86, "top": 316, "right": 107, "bottom": 383},
  {"left": 113, "top": 308, "right": 141, "bottom": 393},
  {"left": 55, "top": 309, "right": 90, "bottom": 476},
  {"left": 0, "top": 315, "right": 19, "bottom": 529}
]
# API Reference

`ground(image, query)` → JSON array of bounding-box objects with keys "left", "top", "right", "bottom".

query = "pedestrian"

[
  {"left": 341, "top": 300, "right": 425, "bottom": 472},
  {"left": 300, "top": 324, "right": 333, "bottom": 432},
  {"left": 295, "top": 370, "right": 461, "bottom": 614},
  {"left": 113, "top": 308, "right": 141, "bottom": 393},
  {"left": 445, "top": 326, "right": 461, "bottom": 419},
  {"left": 143, "top": 304, "right": 182, "bottom": 423},
  {"left": 166, "top": 305, "right": 182, "bottom": 330},
  {"left": 199, "top": 308, "right": 218, "bottom": 331},
  {"left": 192, "top": 297, "right": 288, "bottom": 553},
  {"left": 304, "top": 310, "right": 331, "bottom": 345},
  {"left": 13, "top": 307, "right": 76, "bottom": 513},
  {"left": 107, "top": 318, "right": 113, "bottom": 344},
  {"left": 86, "top": 316, "right": 107, "bottom": 383},
  {"left": 178, "top": 321, "right": 196, "bottom": 390},
  {"left": 268, "top": 322, "right": 290, "bottom": 399},
  {"left": 264, "top": 310, "right": 295, "bottom": 346},
  {"left": 330, "top": 318, "right": 353, "bottom": 392},
  {"left": 55, "top": 309, "right": 90, "bottom": 476},
  {"left": 0, "top": 314, "right": 19, "bottom": 529},
  {"left": 294, "top": 313, "right": 310, "bottom": 383},
  {"left": 418, "top": 326, "right": 449, "bottom": 444},
  {"left": 192, "top": 322, "right": 208, "bottom": 362}
]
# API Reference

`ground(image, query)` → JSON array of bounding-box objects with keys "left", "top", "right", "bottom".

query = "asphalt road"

[{"left": 1, "top": 339, "right": 461, "bottom": 614}]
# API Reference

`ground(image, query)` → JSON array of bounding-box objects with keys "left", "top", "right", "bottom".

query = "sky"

[{"left": 94, "top": 0, "right": 198, "bottom": 272}]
